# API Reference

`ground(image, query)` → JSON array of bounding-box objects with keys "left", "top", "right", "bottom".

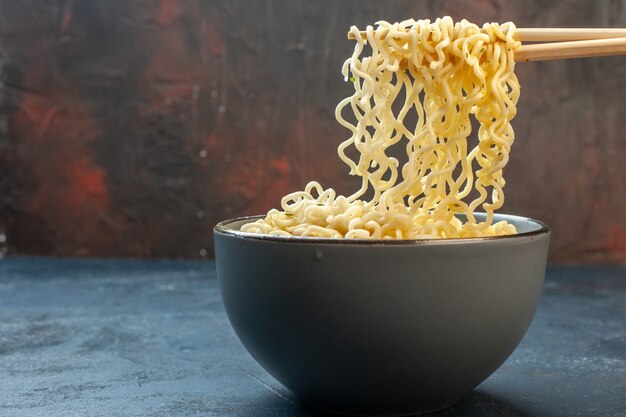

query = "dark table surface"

[{"left": 0, "top": 259, "right": 624, "bottom": 417}]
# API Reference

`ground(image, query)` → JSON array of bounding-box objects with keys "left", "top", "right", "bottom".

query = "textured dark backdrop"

[{"left": 0, "top": 0, "right": 624, "bottom": 262}]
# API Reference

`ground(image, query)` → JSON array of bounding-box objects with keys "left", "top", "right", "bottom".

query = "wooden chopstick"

[
  {"left": 515, "top": 37, "right": 626, "bottom": 61},
  {"left": 514, "top": 28, "right": 626, "bottom": 42},
  {"left": 347, "top": 27, "right": 626, "bottom": 42},
  {"left": 347, "top": 28, "right": 626, "bottom": 62}
]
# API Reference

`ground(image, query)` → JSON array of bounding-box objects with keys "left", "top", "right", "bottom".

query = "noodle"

[{"left": 241, "top": 17, "right": 521, "bottom": 239}]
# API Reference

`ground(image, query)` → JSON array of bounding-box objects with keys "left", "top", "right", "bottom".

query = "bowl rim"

[{"left": 214, "top": 213, "right": 550, "bottom": 245}]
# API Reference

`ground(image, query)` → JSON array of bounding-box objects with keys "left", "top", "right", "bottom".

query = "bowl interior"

[{"left": 215, "top": 213, "right": 548, "bottom": 242}]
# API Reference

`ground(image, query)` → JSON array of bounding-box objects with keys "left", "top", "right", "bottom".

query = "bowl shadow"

[
  {"left": 241, "top": 389, "right": 532, "bottom": 417},
  {"left": 423, "top": 390, "right": 531, "bottom": 417}
]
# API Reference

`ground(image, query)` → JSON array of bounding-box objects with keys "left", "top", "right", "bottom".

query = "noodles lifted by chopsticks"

[{"left": 242, "top": 16, "right": 521, "bottom": 239}]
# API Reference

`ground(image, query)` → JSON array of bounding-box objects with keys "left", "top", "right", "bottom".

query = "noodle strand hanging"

[{"left": 242, "top": 17, "right": 521, "bottom": 239}]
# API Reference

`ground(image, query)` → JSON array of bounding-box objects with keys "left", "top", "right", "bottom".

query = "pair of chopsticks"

[
  {"left": 514, "top": 28, "right": 626, "bottom": 61},
  {"left": 348, "top": 28, "right": 626, "bottom": 62}
]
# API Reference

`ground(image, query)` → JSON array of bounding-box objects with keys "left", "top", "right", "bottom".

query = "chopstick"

[
  {"left": 513, "top": 28, "right": 626, "bottom": 42},
  {"left": 347, "top": 28, "right": 626, "bottom": 62},
  {"left": 347, "top": 27, "right": 626, "bottom": 42},
  {"left": 515, "top": 37, "right": 626, "bottom": 61}
]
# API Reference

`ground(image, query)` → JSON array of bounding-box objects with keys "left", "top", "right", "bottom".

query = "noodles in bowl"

[
  {"left": 214, "top": 16, "right": 550, "bottom": 416},
  {"left": 242, "top": 17, "right": 521, "bottom": 239}
]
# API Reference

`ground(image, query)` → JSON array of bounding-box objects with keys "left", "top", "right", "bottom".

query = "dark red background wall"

[{"left": 0, "top": 0, "right": 624, "bottom": 262}]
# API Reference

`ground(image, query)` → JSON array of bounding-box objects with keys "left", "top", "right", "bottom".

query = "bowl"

[{"left": 214, "top": 213, "right": 550, "bottom": 416}]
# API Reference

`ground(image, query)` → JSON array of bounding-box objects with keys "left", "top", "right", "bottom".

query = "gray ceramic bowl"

[{"left": 214, "top": 213, "right": 549, "bottom": 416}]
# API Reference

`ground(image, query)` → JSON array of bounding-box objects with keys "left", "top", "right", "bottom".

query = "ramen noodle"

[{"left": 242, "top": 17, "right": 521, "bottom": 239}]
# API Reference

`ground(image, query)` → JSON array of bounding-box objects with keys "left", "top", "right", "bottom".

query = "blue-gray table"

[{"left": 0, "top": 259, "right": 624, "bottom": 417}]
